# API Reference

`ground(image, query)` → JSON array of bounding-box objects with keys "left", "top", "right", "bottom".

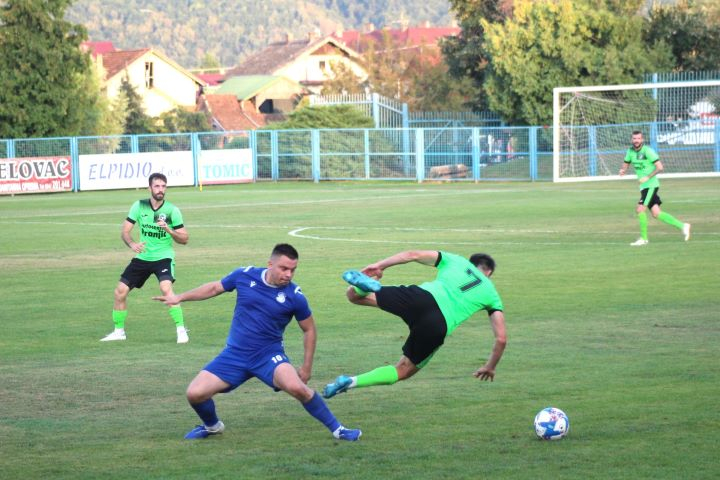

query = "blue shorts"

[{"left": 203, "top": 344, "right": 290, "bottom": 391}]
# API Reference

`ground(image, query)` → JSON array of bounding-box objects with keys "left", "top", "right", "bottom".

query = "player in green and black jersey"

[
  {"left": 620, "top": 130, "right": 691, "bottom": 246},
  {"left": 322, "top": 250, "right": 507, "bottom": 399},
  {"left": 100, "top": 173, "right": 190, "bottom": 343}
]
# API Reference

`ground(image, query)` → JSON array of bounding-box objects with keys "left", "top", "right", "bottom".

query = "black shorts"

[
  {"left": 375, "top": 285, "right": 447, "bottom": 367},
  {"left": 120, "top": 258, "right": 175, "bottom": 289},
  {"left": 639, "top": 187, "right": 662, "bottom": 208}
]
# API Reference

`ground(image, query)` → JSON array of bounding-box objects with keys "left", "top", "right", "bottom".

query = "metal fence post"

[
  {"left": 650, "top": 122, "right": 659, "bottom": 152},
  {"left": 364, "top": 129, "right": 370, "bottom": 179},
  {"left": 402, "top": 103, "right": 410, "bottom": 176},
  {"left": 588, "top": 126, "right": 597, "bottom": 177},
  {"left": 415, "top": 129, "right": 425, "bottom": 183},
  {"left": 311, "top": 129, "right": 320, "bottom": 183},
  {"left": 191, "top": 132, "right": 200, "bottom": 187},
  {"left": 472, "top": 127, "right": 481, "bottom": 182},
  {"left": 529, "top": 127, "right": 538, "bottom": 181},
  {"left": 249, "top": 130, "right": 258, "bottom": 182},
  {"left": 69, "top": 136, "right": 79, "bottom": 191},
  {"left": 270, "top": 130, "right": 279, "bottom": 181}
]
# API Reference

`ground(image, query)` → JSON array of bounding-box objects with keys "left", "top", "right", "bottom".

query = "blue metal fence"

[{"left": 1, "top": 120, "right": 718, "bottom": 190}]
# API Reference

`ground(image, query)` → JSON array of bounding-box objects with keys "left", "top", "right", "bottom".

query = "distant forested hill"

[{"left": 67, "top": 0, "right": 453, "bottom": 69}]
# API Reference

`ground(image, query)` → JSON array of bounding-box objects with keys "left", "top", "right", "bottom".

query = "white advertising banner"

[
  {"left": 78, "top": 151, "right": 195, "bottom": 191},
  {"left": 198, "top": 148, "right": 254, "bottom": 185}
]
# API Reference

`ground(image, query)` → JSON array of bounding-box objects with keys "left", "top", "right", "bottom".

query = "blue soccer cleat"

[
  {"left": 342, "top": 270, "right": 381, "bottom": 293},
  {"left": 323, "top": 375, "right": 353, "bottom": 398},
  {"left": 184, "top": 421, "right": 225, "bottom": 439},
  {"left": 334, "top": 426, "right": 362, "bottom": 441}
]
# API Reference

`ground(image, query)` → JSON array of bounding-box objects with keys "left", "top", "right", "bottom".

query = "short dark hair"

[
  {"left": 469, "top": 253, "right": 495, "bottom": 275},
  {"left": 631, "top": 130, "right": 644, "bottom": 137},
  {"left": 271, "top": 243, "right": 299, "bottom": 260},
  {"left": 149, "top": 172, "right": 167, "bottom": 186}
]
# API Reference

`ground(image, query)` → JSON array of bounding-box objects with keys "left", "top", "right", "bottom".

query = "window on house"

[
  {"left": 259, "top": 99, "right": 274, "bottom": 114},
  {"left": 319, "top": 60, "right": 326, "bottom": 70},
  {"left": 145, "top": 62, "right": 154, "bottom": 89}
]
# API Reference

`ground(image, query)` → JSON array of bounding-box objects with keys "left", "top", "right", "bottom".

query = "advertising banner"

[
  {"left": 198, "top": 149, "right": 254, "bottom": 185},
  {"left": 0, "top": 156, "right": 73, "bottom": 195},
  {"left": 78, "top": 151, "right": 194, "bottom": 191}
]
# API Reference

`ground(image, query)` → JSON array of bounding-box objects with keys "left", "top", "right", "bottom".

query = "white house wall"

[{"left": 104, "top": 52, "right": 200, "bottom": 117}]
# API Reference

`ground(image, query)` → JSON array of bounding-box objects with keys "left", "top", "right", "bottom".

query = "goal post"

[{"left": 553, "top": 80, "right": 720, "bottom": 182}]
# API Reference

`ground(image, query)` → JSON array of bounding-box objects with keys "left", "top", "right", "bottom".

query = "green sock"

[
  {"left": 112, "top": 310, "right": 127, "bottom": 330},
  {"left": 168, "top": 305, "right": 184, "bottom": 327},
  {"left": 657, "top": 211, "right": 684, "bottom": 229},
  {"left": 353, "top": 286, "right": 370, "bottom": 297},
  {"left": 355, "top": 365, "right": 399, "bottom": 388},
  {"left": 637, "top": 212, "right": 648, "bottom": 240}
]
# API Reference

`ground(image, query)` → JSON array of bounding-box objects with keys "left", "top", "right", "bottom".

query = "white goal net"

[{"left": 553, "top": 80, "right": 720, "bottom": 182}]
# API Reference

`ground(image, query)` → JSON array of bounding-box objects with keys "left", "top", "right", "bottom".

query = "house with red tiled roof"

[
  {"left": 225, "top": 34, "right": 366, "bottom": 94},
  {"left": 199, "top": 94, "right": 270, "bottom": 131},
  {"left": 84, "top": 42, "right": 206, "bottom": 117},
  {"left": 195, "top": 72, "right": 226, "bottom": 87},
  {"left": 199, "top": 75, "right": 306, "bottom": 131}
]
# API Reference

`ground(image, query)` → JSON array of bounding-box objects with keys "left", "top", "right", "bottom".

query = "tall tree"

[
  {"left": 481, "top": 0, "right": 673, "bottom": 125},
  {"left": 441, "top": 0, "right": 512, "bottom": 111},
  {"left": 645, "top": 0, "right": 720, "bottom": 73},
  {"left": 0, "top": 0, "right": 98, "bottom": 138},
  {"left": 118, "top": 77, "right": 155, "bottom": 134}
]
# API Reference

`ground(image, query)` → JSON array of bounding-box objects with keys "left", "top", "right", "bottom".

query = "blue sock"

[
  {"left": 302, "top": 392, "right": 341, "bottom": 433},
  {"left": 190, "top": 398, "right": 219, "bottom": 426}
]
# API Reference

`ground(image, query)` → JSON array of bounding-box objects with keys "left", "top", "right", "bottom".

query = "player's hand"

[
  {"left": 618, "top": 169, "right": 626, "bottom": 176},
  {"left": 474, "top": 366, "right": 495, "bottom": 381},
  {"left": 130, "top": 241, "right": 145, "bottom": 253},
  {"left": 297, "top": 366, "right": 311, "bottom": 384},
  {"left": 361, "top": 263, "right": 383, "bottom": 279},
  {"left": 153, "top": 294, "right": 181, "bottom": 306},
  {"left": 639, "top": 176, "right": 648, "bottom": 183}
]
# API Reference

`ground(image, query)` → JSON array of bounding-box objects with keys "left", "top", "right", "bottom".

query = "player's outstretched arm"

[
  {"left": 362, "top": 250, "right": 439, "bottom": 278},
  {"left": 474, "top": 311, "right": 507, "bottom": 381},
  {"left": 153, "top": 281, "right": 226, "bottom": 306}
]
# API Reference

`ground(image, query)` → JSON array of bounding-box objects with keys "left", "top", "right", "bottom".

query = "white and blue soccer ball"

[{"left": 534, "top": 407, "right": 569, "bottom": 440}]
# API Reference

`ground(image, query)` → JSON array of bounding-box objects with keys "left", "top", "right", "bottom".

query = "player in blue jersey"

[{"left": 153, "top": 244, "right": 361, "bottom": 441}]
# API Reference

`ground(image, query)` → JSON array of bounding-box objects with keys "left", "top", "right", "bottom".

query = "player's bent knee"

[
  {"left": 114, "top": 284, "right": 129, "bottom": 301},
  {"left": 283, "top": 382, "right": 313, "bottom": 402},
  {"left": 186, "top": 387, "right": 206, "bottom": 404}
]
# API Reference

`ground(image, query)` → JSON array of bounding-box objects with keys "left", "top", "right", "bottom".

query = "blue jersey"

[{"left": 220, "top": 266, "right": 312, "bottom": 352}]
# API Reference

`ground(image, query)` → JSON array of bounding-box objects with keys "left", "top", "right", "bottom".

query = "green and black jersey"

[
  {"left": 419, "top": 251, "right": 504, "bottom": 335},
  {"left": 624, "top": 144, "right": 660, "bottom": 190},
  {"left": 127, "top": 199, "right": 184, "bottom": 261}
]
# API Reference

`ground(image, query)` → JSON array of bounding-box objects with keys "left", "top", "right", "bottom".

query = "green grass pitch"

[{"left": 1, "top": 179, "right": 719, "bottom": 479}]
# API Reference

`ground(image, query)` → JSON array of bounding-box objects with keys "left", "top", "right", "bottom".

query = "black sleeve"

[{"left": 434, "top": 251, "right": 442, "bottom": 267}]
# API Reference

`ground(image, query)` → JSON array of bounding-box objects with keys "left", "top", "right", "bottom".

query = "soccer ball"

[{"left": 534, "top": 407, "right": 569, "bottom": 440}]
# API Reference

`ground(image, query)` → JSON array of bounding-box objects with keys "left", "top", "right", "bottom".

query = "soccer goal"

[{"left": 553, "top": 80, "right": 720, "bottom": 182}]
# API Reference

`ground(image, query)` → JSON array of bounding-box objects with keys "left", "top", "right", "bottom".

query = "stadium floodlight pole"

[{"left": 553, "top": 80, "right": 720, "bottom": 183}]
